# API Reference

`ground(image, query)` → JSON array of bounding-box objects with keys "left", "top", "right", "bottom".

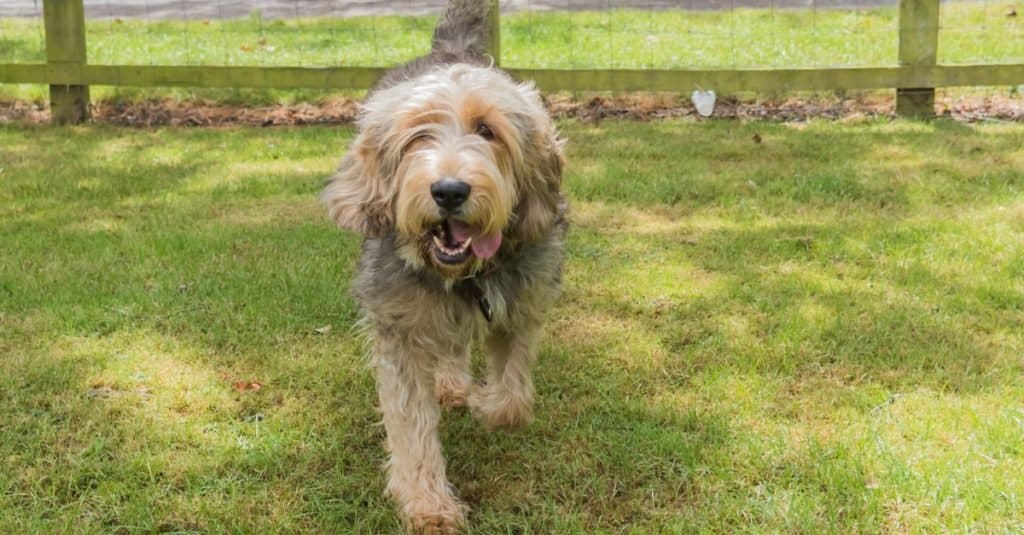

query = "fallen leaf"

[{"left": 233, "top": 381, "right": 263, "bottom": 392}]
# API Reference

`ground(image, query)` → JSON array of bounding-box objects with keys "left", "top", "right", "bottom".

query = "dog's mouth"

[{"left": 428, "top": 219, "right": 503, "bottom": 266}]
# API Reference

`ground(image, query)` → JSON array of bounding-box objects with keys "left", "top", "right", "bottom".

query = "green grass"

[
  {"left": 2, "top": 117, "right": 1023, "bottom": 532},
  {"left": 2, "top": 2, "right": 1023, "bottom": 101}
]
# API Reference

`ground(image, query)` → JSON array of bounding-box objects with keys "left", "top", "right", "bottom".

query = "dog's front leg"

[
  {"left": 470, "top": 327, "right": 539, "bottom": 430},
  {"left": 374, "top": 337, "right": 465, "bottom": 534},
  {"left": 434, "top": 343, "right": 472, "bottom": 409}
]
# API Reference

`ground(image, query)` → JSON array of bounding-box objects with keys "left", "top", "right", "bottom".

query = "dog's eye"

[{"left": 475, "top": 122, "right": 495, "bottom": 140}]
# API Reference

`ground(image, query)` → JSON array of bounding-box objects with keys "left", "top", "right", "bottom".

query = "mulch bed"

[{"left": 2, "top": 93, "right": 1022, "bottom": 126}]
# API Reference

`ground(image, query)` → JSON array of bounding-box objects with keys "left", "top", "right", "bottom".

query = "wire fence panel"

[
  {"left": 74, "top": 0, "right": 440, "bottom": 68},
  {"left": 1, "top": 0, "right": 1020, "bottom": 70},
  {"left": 502, "top": 6, "right": 900, "bottom": 69},
  {"left": 1, "top": 0, "right": 1023, "bottom": 122},
  {"left": 0, "top": 2, "right": 46, "bottom": 64},
  {"left": 938, "top": 0, "right": 1024, "bottom": 65}
]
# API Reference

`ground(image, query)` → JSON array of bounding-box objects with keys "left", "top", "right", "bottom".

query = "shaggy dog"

[{"left": 321, "top": 0, "right": 567, "bottom": 532}]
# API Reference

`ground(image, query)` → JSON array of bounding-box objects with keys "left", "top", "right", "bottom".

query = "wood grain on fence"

[
  {"left": 42, "top": 0, "right": 89, "bottom": 124},
  {"left": 5, "top": 63, "right": 1022, "bottom": 93},
  {"left": 897, "top": 0, "right": 940, "bottom": 117}
]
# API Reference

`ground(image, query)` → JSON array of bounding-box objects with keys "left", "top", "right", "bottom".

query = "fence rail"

[{"left": 2, "top": 0, "right": 1023, "bottom": 124}]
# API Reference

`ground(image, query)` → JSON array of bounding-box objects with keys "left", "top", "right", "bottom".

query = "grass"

[
  {"left": 1, "top": 116, "right": 1023, "bottom": 532},
  {"left": 2, "top": 2, "right": 1023, "bottom": 102}
]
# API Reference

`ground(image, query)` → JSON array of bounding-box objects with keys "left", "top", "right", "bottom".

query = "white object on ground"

[{"left": 691, "top": 89, "right": 717, "bottom": 117}]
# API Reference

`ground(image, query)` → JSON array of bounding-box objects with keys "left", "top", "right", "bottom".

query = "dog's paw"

[
  {"left": 401, "top": 495, "right": 466, "bottom": 535},
  {"left": 468, "top": 383, "right": 533, "bottom": 430},
  {"left": 435, "top": 382, "right": 469, "bottom": 409},
  {"left": 434, "top": 374, "right": 471, "bottom": 409}
]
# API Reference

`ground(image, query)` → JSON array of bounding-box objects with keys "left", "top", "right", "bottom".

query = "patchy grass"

[
  {"left": 1, "top": 118, "right": 1023, "bottom": 532},
  {"left": 2, "top": 1, "right": 1023, "bottom": 101}
]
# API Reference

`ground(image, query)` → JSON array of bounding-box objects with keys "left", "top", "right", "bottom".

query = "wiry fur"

[{"left": 321, "top": 1, "right": 567, "bottom": 533}]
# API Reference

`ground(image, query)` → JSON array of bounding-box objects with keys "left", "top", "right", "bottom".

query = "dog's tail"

[{"left": 431, "top": 0, "right": 492, "bottom": 62}]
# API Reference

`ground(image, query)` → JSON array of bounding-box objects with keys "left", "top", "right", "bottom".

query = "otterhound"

[{"left": 321, "top": 0, "right": 566, "bottom": 532}]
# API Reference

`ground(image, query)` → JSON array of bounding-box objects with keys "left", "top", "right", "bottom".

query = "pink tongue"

[{"left": 448, "top": 220, "right": 502, "bottom": 259}]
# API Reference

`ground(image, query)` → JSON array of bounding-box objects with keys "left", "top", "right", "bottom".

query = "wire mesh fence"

[
  {"left": 1, "top": 0, "right": 1021, "bottom": 69},
  {"left": 0, "top": 1, "right": 46, "bottom": 64},
  {"left": 938, "top": 0, "right": 1023, "bottom": 65},
  {"left": 1, "top": 0, "right": 1022, "bottom": 123}
]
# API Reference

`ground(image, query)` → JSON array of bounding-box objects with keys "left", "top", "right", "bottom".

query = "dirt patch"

[
  {"left": 2, "top": 93, "right": 1022, "bottom": 126},
  {"left": 544, "top": 92, "right": 1024, "bottom": 123},
  {"left": 0, "top": 98, "right": 361, "bottom": 127}
]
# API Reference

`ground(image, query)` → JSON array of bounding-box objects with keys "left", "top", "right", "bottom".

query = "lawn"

[
  {"left": 2, "top": 2, "right": 1023, "bottom": 102},
  {"left": 1, "top": 117, "right": 1023, "bottom": 533}
]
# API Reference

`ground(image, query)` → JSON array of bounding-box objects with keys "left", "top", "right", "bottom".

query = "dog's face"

[{"left": 323, "top": 64, "right": 564, "bottom": 279}]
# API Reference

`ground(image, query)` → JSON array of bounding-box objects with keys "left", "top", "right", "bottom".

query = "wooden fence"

[{"left": 2, "top": 0, "right": 1023, "bottom": 124}]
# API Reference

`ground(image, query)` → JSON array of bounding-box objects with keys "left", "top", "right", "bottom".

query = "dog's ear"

[
  {"left": 510, "top": 123, "right": 565, "bottom": 242},
  {"left": 321, "top": 125, "right": 395, "bottom": 237}
]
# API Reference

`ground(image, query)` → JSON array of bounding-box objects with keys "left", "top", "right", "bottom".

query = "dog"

[{"left": 321, "top": 0, "right": 567, "bottom": 532}]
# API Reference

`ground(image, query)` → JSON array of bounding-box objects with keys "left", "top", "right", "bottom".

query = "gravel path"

[{"left": 1, "top": 0, "right": 902, "bottom": 20}]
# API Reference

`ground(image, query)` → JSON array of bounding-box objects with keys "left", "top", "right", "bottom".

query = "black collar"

[
  {"left": 456, "top": 265, "right": 496, "bottom": 322},
  {"left": 462, "top": 278, "right": 493, "bottom": 322}
]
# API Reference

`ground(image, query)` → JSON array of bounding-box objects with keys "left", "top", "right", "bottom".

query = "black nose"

[{"left": 430, "top": 179, "right": 471, "bottom": 211}]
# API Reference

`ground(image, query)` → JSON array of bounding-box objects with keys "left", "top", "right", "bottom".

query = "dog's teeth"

[{"left": 431, "top": 232, "right": 470, "bottom": 259}]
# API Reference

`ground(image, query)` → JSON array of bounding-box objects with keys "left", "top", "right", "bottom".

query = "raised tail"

[{"left": 431, "top": 0, "right": 493, "bottom": 62}]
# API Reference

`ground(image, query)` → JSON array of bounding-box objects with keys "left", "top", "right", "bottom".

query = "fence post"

[
  {"left": 43, "top": 0, "right": 90, "bottom": 124},
  {"left": 896, "top": 0, "right": 939, "bottom": 118},
  {"left": 487, "top": 0, "right": 500, "bottom": 66}
]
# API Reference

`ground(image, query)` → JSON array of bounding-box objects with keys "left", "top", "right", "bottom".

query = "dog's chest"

[{"left": 452, "top": 275, "right": 511, "bottom": 328}]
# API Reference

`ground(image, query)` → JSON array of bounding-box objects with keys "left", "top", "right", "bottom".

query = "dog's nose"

[{"left": 430, "top": 179, "right": 471, "bottom": 211}]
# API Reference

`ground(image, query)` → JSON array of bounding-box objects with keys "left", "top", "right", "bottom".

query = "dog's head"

[{"left": 322, "top": 64, "right": 564, "bottom": 279}]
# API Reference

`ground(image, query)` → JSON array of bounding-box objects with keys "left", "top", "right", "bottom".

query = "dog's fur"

[{"left": 321, "top": 1, "right": 566, "bottom": 532}]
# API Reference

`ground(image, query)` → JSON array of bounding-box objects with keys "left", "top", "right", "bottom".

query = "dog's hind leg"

[
  {"left": 469, "top": 327, "right": 538, "bottom": 430},
  {"left": 374, "top": 337, "right": 465, "bottom": 534}
]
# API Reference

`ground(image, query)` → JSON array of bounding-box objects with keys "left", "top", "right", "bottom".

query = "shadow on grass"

[
  {"left": 1, "top": 120, "right": 1022, "bottom": 531},
  {"left": 569, "top": 118, "right": 1020, "bottom": 210}
]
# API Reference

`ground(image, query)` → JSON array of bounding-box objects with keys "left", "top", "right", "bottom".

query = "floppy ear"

[
  {"left": 510, "top": 124, "right": 565, "bottom": 242},
  {"left": 321, "top": 127, "right": 395, "bottom": 237}
]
